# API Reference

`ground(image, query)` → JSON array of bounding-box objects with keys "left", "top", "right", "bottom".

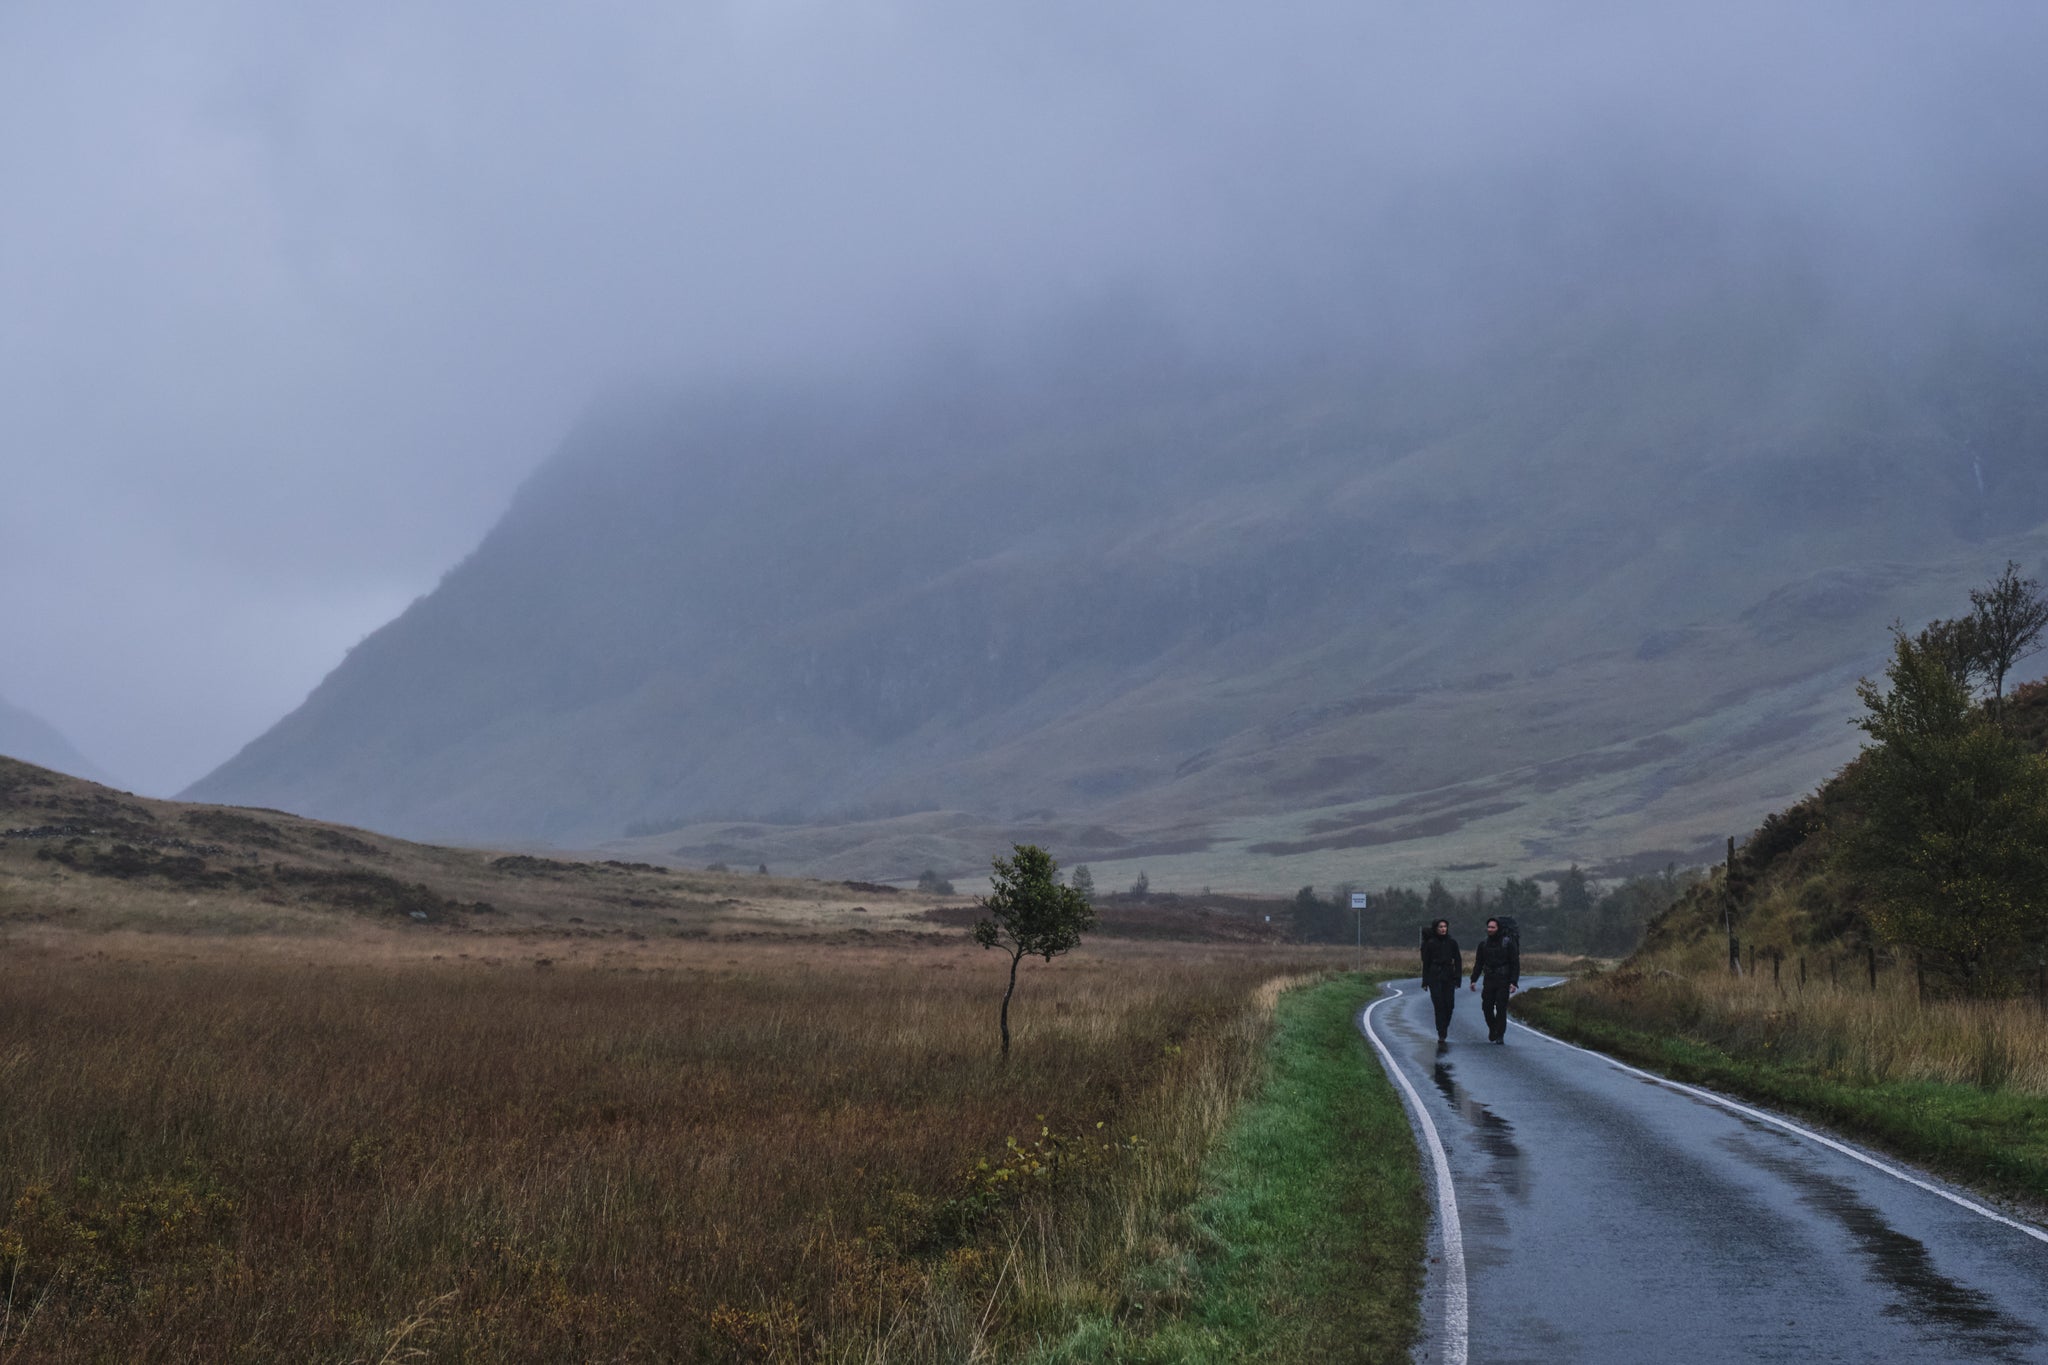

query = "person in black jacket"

[
  {"left": 1469, "top": 917, "right": 1520, "bottom": 1043},
  {"left": 1420, "top": 919, "right": 1462, "bottom": 1044}
]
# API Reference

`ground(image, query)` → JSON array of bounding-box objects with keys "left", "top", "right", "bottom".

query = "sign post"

[{"left": 1350, "top": 891, "right": 1369, "bottom": 968}]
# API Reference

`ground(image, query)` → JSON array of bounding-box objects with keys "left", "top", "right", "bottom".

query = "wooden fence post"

[{"left": 1724, "top": 836, "right": 1740, "bottom": 975}]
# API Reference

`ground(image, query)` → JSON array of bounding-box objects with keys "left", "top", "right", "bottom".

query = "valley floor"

[{"left": 0, "top": 925, "right": 1421, "bottom": 1363}]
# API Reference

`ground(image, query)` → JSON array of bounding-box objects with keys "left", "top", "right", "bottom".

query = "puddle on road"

[
  {"left": 1734, "top": 1139, "right": 2040, "bottom": 1361},
  {"left": 1432, "top": 1058, "right": 1528, "bottom": 1202}
]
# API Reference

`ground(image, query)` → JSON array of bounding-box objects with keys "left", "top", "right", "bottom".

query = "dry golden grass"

[
  {"left": 1571, "top": 946, "right": 2048, "bottom": 1095},
  {"left": 0, "top": 930, "right": 1391, "bottom": 1362}
]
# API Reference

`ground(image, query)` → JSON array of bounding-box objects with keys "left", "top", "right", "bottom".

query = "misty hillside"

[
  {"left": 186, "top": 287, "right": 2048, "bottom": 883},
  {"left": 0, "top": 695, "right": 110, "bottom": 786}
]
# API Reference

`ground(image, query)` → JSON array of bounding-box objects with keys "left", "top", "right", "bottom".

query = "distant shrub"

[
  {"left": 917, "top": 869, "right": 955, "bottom": 895},
  {"left": 309, "top": 828, "right": 384, "bottom": 858},
  {"left": 489, "top": 854, "right": 583, "bottom": 877}
]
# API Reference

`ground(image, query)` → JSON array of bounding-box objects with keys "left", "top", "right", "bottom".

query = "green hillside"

[{"left": 1642, "top": 676, "right": 2048, "bottom": 967}]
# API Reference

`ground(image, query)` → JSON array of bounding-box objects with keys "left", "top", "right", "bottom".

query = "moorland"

[{"left": 0, "top": 757, "right": 1444, "bottom": 1362}]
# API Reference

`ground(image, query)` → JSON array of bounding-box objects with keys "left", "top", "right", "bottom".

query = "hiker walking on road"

[
  {"left": 1420, "top": 918, "right": 1462, "bottom": 1044},
  {"left": 1470, "top": 916, "right": 1520, "bottom": 1043}
]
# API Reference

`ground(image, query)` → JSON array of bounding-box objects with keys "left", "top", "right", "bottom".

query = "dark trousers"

[
  {"left": 1481, "top": 979, "right": 1512, "bottom": 1040},
  {"left": 1428, "top": 981, "right": 1457, "bottom": 1039}
]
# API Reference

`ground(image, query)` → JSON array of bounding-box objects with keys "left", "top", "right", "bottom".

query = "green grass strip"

[
  {"left": 1036, "top": 973, "right": 1424, "bottom": 1364},
  {"left": 1519, "top": 989, "right": 2048, "bottom": 1207}
]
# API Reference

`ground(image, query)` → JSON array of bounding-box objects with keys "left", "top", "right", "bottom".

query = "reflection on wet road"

[
  {"left": 1430, "top": 1053, "right": 1526, "bottom": 1204},
  {"left": 1369, "top": 980, "right": 2048, "bottom": 1364}
]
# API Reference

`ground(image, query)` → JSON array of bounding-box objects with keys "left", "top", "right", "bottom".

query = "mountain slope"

[{"left": 186, "top": 292, "right": 2048, "bottom": 882}]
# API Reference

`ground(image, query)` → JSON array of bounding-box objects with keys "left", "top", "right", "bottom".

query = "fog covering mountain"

[
  {"left": 185, "top": 266, "right": 2048, "bottom": 880},
  {"left": 178, "top": 5, "right": 2048, "bottom": 884},
  {"left": 0, "top": 695, "right": 112, "bottom": 786}
]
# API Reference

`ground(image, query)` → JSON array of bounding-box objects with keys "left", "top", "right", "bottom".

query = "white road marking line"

[
  {"left": 1361, "top": 986, "right": 1469, "bottom": 1365},
  {"left": 1514, "top": 1017, "right": 2048, "bottom": 1247}
]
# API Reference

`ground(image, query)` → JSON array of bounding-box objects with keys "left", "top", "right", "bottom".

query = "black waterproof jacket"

[
  {"left": 1421, "top": 934, "right": 1463, "bottom": 990},
  {"left": 1471, "top": 932, "right": 1520, "bottom": 987}
]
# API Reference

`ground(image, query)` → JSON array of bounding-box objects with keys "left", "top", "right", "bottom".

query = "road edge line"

[
  {"left": 1512, "top": 1015, "right": 2048, "bottom": 1247},
  {"left": 1361, "top": 985, "right": 1469, "bottom": 1365}
]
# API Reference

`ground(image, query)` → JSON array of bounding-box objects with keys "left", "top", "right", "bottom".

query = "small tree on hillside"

[
  {"left": 1968, "top": 561, "right": 2048, "bottom": 716},
  {"left": 1838, "top": 629, "right": 2048, "bottom": 993},
  {"left": 972, "top": 844, "right": 1096, "bottom": 1058},
  {"left": 1070, "top": 864, "right": 1095, "bottom": 901}
]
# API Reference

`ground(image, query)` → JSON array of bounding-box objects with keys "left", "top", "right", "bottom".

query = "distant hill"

[
  {"left": 0, "top": 695, "right": 111, "bottom": 786},
  {"left": 0, "top": 754, "right": 928, "bottom": 937},
  {"left": 185, "top": 286, "right": 2048, "bottom": 887},
  {"left": 0, "top": 755, "right": 1296, "bottom": 942}
]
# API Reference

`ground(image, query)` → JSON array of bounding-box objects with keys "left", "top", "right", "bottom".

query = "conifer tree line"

[{"left": 1288, "top": 865, "right": 1697, "bottom": 957}]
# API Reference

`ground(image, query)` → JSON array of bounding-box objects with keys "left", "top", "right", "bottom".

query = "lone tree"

[
  {"left": 1968, "top": 561, "right": 2048, "bottom": 716},
  {"left": 972, "top": 844, "right": 1096, "bottom": 1058}
]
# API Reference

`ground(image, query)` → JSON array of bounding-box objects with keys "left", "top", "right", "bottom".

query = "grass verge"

[
  {"left": 1036, "top": 973, "right": 1423, "bottom": 1364},
  {"left": 1519, "top": 979, "right": 2048, "bottom": 1208}
]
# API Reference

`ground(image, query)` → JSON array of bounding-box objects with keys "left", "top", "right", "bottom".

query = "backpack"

[
  {"left": 1420, "top": 922, "right": 1434, "bottom": 952},
  {"left": 1495, "top": 916, "right": 1519, "bottom": 948}
]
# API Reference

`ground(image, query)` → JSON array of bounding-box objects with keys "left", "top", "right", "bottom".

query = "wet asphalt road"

[{"left": 1363, "top": 979, "right": 2048, "bottom": 1364}]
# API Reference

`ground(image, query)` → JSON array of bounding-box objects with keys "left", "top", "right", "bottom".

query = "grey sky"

[{"left": 3, "top": 2, "right": 2044, "bottom": 794}]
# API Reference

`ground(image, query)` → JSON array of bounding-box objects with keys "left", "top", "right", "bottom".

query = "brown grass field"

[
  {"left": 0, "top": 758, "right": 1440, "bottom": 1359},
  {"left": 0, "top": 921, "right": 1408, "bottom": 1363}
]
